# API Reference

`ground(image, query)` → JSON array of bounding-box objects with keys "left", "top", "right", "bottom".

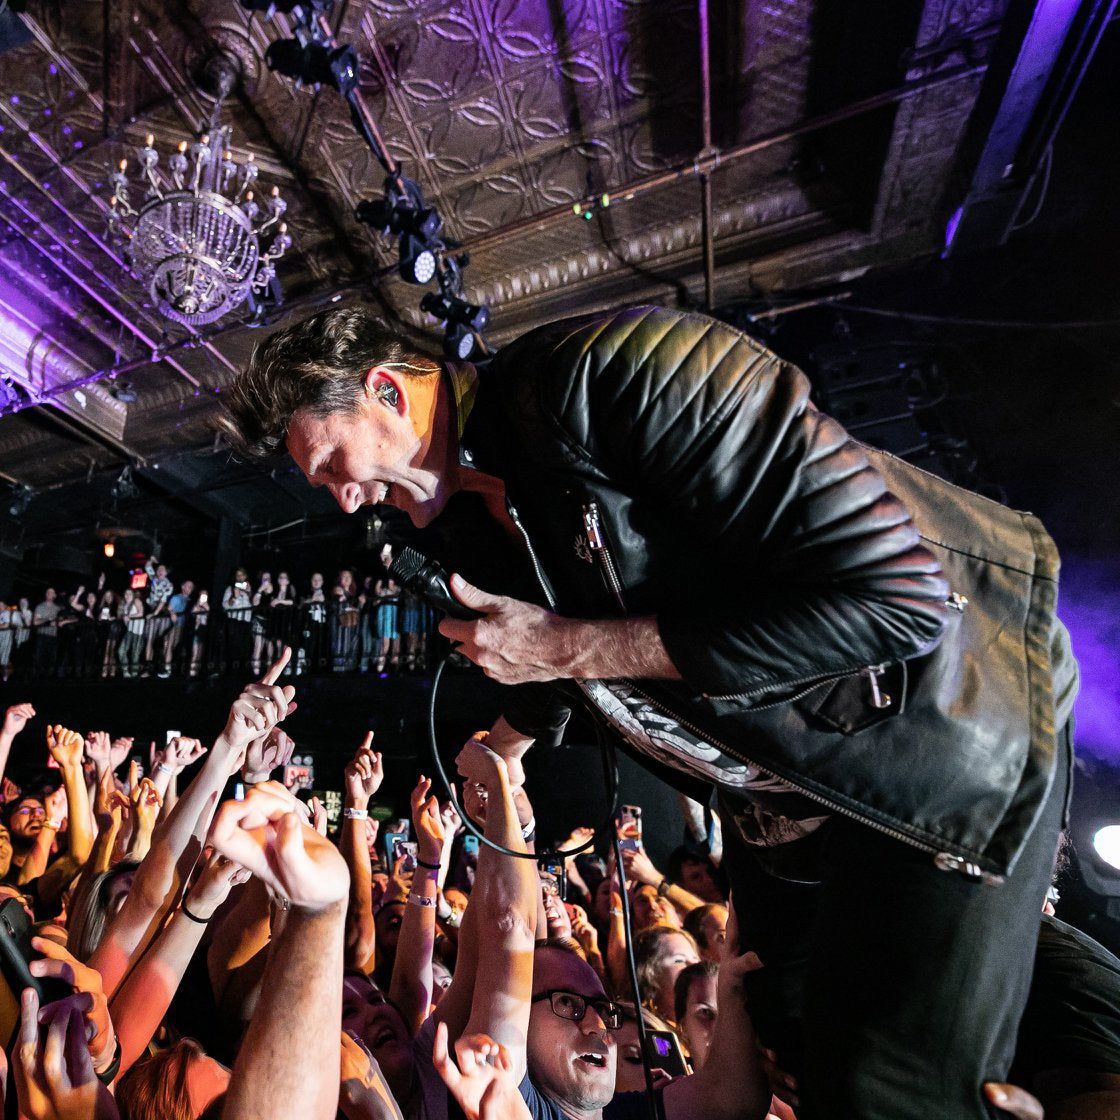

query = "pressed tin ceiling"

[{"left": 0, "top": 0, "right": 1010, "bottom": 488}]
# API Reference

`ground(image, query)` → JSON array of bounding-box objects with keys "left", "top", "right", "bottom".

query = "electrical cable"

[
  {"left": 842, "top": 304, "right": 1120, "bottom": 330},
  {"left": 426, "top": 654, "right": 665, "bottom": 1120}
]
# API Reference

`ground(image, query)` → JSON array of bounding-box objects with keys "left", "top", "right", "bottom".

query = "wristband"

[
  {"left": 155, "top": 761, "right": 174, "bottom": 775},
  {"left": 45, "top": 818, "right": 63, "bottom": 831},
  {"left": 657, "top": 878, "right": 672, "bottom": 899},
  {"left": 521, "top": 816, "right": 536, "bottom": 839},
  {"left": 416, "top": 856, "right": 441, "bottom": 871},
  {"left": 95, "top": 1036, "right": 122, "bottom": 1084},
  {"left": 180, "top": 902, "right": 210, "bottom": 924},
  {"left": 408, "top": 892, "right": 438, "bottom": 908},
  {"left": 343, "top": 807, "right": 369, "bottom": 820}
]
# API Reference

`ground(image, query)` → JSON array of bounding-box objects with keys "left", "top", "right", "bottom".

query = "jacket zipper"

[
  {"left": 512, "top": 497, "right": 1000, "bottom": 885},
  {"left": 506, "top": 498, "right": 558, "bottom": 611},
  {"left": 582, "top": 501, "right": 628, "bottom": 613},
  {"left": 619, "top": 679, "right": 1004, "bottom": 885}
]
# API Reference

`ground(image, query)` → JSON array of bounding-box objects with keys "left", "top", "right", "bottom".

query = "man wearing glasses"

[{"left": 521, "top": 942, "right": 770, "bottom": 1120}]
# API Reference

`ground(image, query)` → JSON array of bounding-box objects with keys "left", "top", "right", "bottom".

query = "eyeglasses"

[{"left": 532, "top": 990, "right": 622, "bottom": 1030}]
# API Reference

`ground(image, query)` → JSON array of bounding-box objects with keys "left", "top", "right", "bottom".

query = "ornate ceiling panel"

[{"left": 0, "top": 0, "right": 1013, "bottom": 488}]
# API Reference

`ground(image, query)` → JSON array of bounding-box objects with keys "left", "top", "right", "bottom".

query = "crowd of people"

[
  {"left": 0, "top": 643, "right": 1109, "bottom": 1120},
  {"left": 0, "top": 545, "right": 437, "bottom": 683}
]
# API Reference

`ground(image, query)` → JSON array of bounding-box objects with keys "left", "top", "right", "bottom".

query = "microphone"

[{"left": 389, "top": 547, "right": 483, "bottom": 621}]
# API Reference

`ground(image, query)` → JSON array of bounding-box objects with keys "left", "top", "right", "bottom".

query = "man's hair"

[
  {"left": 220, "top": 305, "right": 439, "bottom": 460},
  {"left": 673, "top": 960, "right": 719, "bottom": 1024}
]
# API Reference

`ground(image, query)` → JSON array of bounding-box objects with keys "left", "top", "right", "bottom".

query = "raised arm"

[
  {"left": 109, "top": 854, "right": 249, "bottom": 1077},
  {"left": 388, "top": 774, "right": 446, "bottom": 1034},
  {"left": 89, "top": 649, "right": 295, "bottom": 996},
  {"left": 456, "top": 738, "right": 538, "bottom": 1075},
  {"left": 46, "top": 724, "right": 94, "bottom": 865},
  {"left": 0, "top": 703, "right": 35, "bottom": 784},
  {"left": 211, "top": 782, "right": 350, "bottom": 1120},
  {"left": 340, "top": 735, "right": 382, "bottom": 971}
]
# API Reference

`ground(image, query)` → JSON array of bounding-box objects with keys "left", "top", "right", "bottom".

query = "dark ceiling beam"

[{"left": 944, "top": 0, "right": 1118, "bottom": 255}]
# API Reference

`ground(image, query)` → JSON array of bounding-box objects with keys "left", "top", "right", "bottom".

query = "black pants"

[{"left": 722, "top": 723, "right": 1071, "bottom": 1120}]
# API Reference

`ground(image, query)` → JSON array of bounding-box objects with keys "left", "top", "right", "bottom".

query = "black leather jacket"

[{"left": 456, "top": 306, "right": 1077, "bottom": 880}]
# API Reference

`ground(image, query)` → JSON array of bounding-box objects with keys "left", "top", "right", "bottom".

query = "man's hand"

[
  {"left": 439, "top": 576, "right": 584, "bottom": 685},
  {"left": 44, "top": 786, "right": 67, "bottom": 828},
  {"left": 28, "top": 941, "right": 116, "bottom": 1075},
  {"left": 569, "top": 904, "right": 600, "bottom": 957},
  {"left": 3, "top": 702, "right": 35, "bottom": 739},
  {"left": 14, "top": 989, "right": 118, "bottom": 1120},
  {"left": 209, "top": 782, "right": 348, "bottom": 912},
  {"left": 46, "top": 726, "right": 84, "bottom": 772},
  {"left": 2, "top": 775, "right": 22, "bottom": 804},
  {"left": 243, "top": 727, "right": 295, "bottom": 786},
  {"left": 433, "top": 1022, "right": 530, "bottom": 1120},
  {"left": 343, "top": 734, "right": 383, "bottom": 809},
  {"left": 410, "top": 776, "right": 446, "bottom": 864},
  {"left": 983, "top": 1083, "right": 1044, "bottom": 1120},
  {"left": 310, "top": 796, "right": 329, "bottom": 837},
  {"left": 108, "top": 738, "right": 131, "bottom": 773},
  {"left": 185, "top": 852, "right": 251, "bottom": 920}
]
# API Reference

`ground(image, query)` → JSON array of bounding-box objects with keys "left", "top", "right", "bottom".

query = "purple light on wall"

[{"left": 1059, "top": 556, "right": 1120, "bottom": 764}]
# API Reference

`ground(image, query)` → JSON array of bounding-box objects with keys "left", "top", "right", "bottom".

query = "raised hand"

[
  {"left": 28, "top": 938, "right": 116, "bottom": 1074},
  {"left": 343, "top": 734, "right": 383, "bottom": 808},
  {"left": 84, "top": 732, "right": 113, "bottom": 777},
  {"left": 1, "top": 775, "right": 21, "bottom": 804},
  {"left": 569, "top": 904, "right": 600, "bottom": 956},
  {"left": 163, "top": 736, "right": 207, "bottom": 775},
  {"left": 620, "top": 845, "right": 661, "bottom": 888},
  {"left": 221, "top": 647, "right": 297, "bottom": 766},
  {"left": 46, "top": 726, "right": 84, "bottom": 772},
  {"left": 129, "top": 778, "right": 163, "bottom": 834},
  {"left": 94, "top": 769, "right": 128, "bottom": 833},
  {"left": 108, "top": 737, "right": 132, "bottom": 773},
  {"left": 983, "top": 1083, "right": 1044, "bottom": 1120},
  {"left": 433, "top": 1023, "right": 530, "bottom": 1120},
  {"left": 410, "top": 776, "right": 446, "bottom": 863},
  {"left": 44, "top": 786, "right": 68, "bottom": 828},
  {"left": 185, "top": 852, "right": 251, "bottom": 919},
  {"left": 209, "top": 782, "right": 348, "bottom": 912},
  {"left": 454, "top": 735, "right": 507, "bottom": 790},
  {"left": 13, "top": 989, "right": 117, "bottom": 1120},
  {"left": 3, "top": 702, "right": 35, "bottom": 738},
  {"left": 242, "top": 727, "right": 295, "bottom": 786}
]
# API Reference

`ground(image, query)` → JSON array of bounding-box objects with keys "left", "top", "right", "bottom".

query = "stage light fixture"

[
  {"left": 421, "top": 290, "right": 489, "bottom": 361},
  {"left": 356, "top": 177, "right": 445, "bottom": 286},
  {"left": 1093, "top": 825, "right": 1120, "bottom": 872}
]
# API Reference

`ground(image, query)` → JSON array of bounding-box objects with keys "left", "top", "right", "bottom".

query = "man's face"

[
  {"left": 680, "top": 972, "right": 719, "bottom": 1070},
  {"left": 287, "top": 371, "right": 452, "bottom": 528},
  {"left": 9, "top": 798, "right": 44, "bottom": 841},
  {"left": 181, "top": 581, "right": 194, "bottom": 596},
  {"left": 527, "top": 948, "right": 616, "bottom": 1113},
  {"left": 680, "top": 857, "right": 723, "bottom": 903},
  {"left": 44, "top": 589, "right": 56, "bottom": 603},
  {"left": 156, "top": 565, "right": 167, "bottom": 580}
]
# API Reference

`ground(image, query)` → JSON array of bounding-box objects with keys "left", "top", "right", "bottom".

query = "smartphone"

[
  {"left": 541, "top": 857, "right": 567, "bottom": 900},
  {"left": 384, "top": 829, "right": 409, "bottom": 869},
  {"left": 233, "top": 782, "right": 245, "bottom": 802},
  {"left": 393, "top": 839, "right": 418, "bottom": 874},
  {"left": 644, "top": 1030, "right": 691, "bottom": 1078},
  {"left": 539, "top": 870, "right": 561, "bottom": 898},
  {"left": 461, "top": 833, "right": 480, "bottom": 858},
  {"left": 618, "top": 804, "right": 643, "bottom": 852},
  {"left": 165, "top": 729, "right": 181, "bottom": 747},
  {"left": 0, "top": 897, "right": 71, "bottom": 1047}
]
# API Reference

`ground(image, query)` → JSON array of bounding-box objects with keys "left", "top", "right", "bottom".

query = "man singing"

[{"left": 222, "top": 304, "right": 1077, "bottom": 1119}]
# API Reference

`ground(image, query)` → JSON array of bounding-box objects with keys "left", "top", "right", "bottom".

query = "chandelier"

[{"left": 106, "top": 56, "right": 292, "bottom": 327}]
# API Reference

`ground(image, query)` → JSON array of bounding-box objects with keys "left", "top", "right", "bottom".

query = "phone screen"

[
  {"left": 462, "top": 834, "right": 480, "bottom": 858},
  {"left": 645, "top": 1030, "right": 691, "bottom": 1078},
  {"left": 166, "top": 729, "right": 181, "bottom": 747},
  {"left": 393, "top": 839, "right": 418, "bottom": 874}
]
